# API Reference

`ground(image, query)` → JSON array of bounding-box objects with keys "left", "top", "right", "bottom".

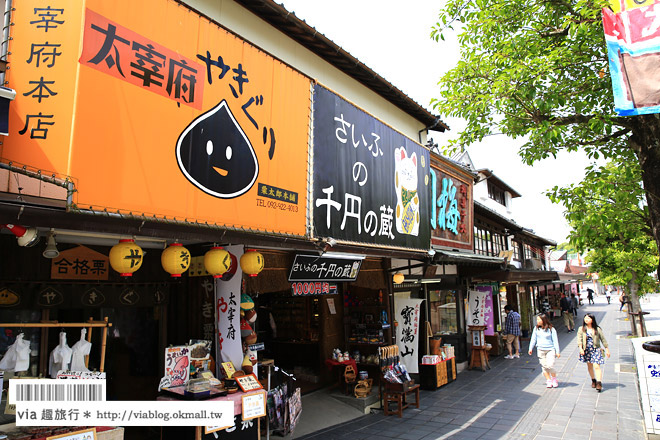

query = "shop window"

[
  {"left": 474, "top": 226, "right": 491, "bottom": 255},
  {"left": 474, "top": 225, "right": 508, "bottom": 257},
  {"left": 492, "top": 232, "right": 505, "bottom": 255},
  {"left": 429, "top": 290, "right": 458, "bottom": 334}
]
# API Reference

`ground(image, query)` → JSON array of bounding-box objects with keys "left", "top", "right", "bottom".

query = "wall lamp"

[
  {"left": 42, "top": 229, "right": 59, "bottom": 259},
  {"left": 393, "top": 272, "right": 405, "bottom": 284}
]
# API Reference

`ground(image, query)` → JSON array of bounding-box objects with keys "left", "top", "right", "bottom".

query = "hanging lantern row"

[
  {"left": 161, "top": 242, "right": 191, "bottom": 277},
  {"left": 109, "top": 239, "right": 144, "bottom": 277},
  {"left": 109, "top": 240, "right": 263, "bottom": 279},
  {"left": 240, "top": 249, "right": 264, "bottom": 277},
  {"left": 204, "top": 246, "right": 231, "bottom": 278}
]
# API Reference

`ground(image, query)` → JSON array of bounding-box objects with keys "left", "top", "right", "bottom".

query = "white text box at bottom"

[{"left": 15, "top": 400, "right": 233, "bottom": 427}]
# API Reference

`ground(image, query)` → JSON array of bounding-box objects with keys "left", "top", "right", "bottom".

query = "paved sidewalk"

[{"left": 297, "top": 296, "right": 646, "bottom": 440}]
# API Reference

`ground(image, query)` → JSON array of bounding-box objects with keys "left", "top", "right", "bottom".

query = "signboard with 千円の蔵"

[{"left": 312, "top": 84, "right": 431, "bottom": 251}]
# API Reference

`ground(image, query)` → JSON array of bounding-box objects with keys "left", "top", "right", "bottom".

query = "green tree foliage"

[
  {"left": 548, "top": 159, "right": 658, "bottom": 310},
  {"left": 432, "top": 0, "right": 660, "bottom": 262}
]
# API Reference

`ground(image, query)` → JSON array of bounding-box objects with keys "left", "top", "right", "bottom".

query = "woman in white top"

[{"left": 528, "top": 313, "right": 561, "bottom": 388}]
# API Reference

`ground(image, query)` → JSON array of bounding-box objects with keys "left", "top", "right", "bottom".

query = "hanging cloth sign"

[
  {"left": 394, "top": 298, "right": 424, "bottom": 374},
  {"left": 215, "top": 245, "right": 244, "bottom": 376},
  {"left": 476, "top": 286, "right": 495, "bottom": 336},
  {"left": 467, "top": 290, "right": 488, "bottom": 327}
]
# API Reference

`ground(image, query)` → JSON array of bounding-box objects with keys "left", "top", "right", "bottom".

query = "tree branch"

[{"left": 577, "top": 128, "right": 632, "bottom": 146}]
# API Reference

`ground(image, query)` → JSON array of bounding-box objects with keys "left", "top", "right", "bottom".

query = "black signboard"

[
  {"left": 312, "top": 84, "right": 431, "bottom": 250},
  {"left": 288, "top": 254, "right": 362, "bottom": 282}
]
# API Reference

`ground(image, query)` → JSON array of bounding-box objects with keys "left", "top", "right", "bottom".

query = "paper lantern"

[
  {"left": 109, "top": 239, "right": 143, "bottom": 277},
  {"left": 204, "top": 246, "right": 231, "bottom": 278},
  {"left": 161, "top": 243, "right": 191, "bottom": 277},
  {"left": 240, "top": 249, "right": 264, "bottom": 277},
  {"left": 393, "top": 272, "right": 405, "bottom": 284}
]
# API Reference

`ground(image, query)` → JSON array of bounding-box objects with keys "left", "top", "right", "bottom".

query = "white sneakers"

[
  {"left": 514, "top": 354, "right": 520, "bottom": 359},
  {"left": 504, "top": 354, "right": 520, "bottom": 359}
]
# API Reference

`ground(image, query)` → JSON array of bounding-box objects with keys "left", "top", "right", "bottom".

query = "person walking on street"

[
  {"left": 528, "top": 313, "right": 561, "bottom": 388},
  {"left": 560, "top": 292, "right": 575, "bottom": 332},
  {"left": 503, "top": 305, "right": 521, "bottom": 359},
  {"left": 605, "top": 288, "right": 612, "bottom": 304},
  {"left": 578, "top": 313, "right": 610, "bottom": 392},
  {"left": 570, "top": 293, "right": 579, "bottom": 317},
  {"left": 586, "top": 288, "right": 595, "bottom": 304},
  {"left": 619, "top": 291, "right": 628, "bottom": 312}
]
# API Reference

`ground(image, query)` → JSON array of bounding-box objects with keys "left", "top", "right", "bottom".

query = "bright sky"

[{"left": 278, "top": 0, "right": 601, "bottom": 245}]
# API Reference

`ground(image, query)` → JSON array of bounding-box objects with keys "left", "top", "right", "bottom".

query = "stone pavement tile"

[
  {"left": 568, "top": 412, "right": 595, "bottom": 421},
  {"left": 477, "top": 416, "right": 502, "bottom": 425},
  {"left": 535, "top": 428, "right": 564, "bottom": 438},
  {"left": 563, "top": 427, "right": 592, "bottom": 438},
  {"left": 535, "top": 437, "right": 567, "bottom": 440},
  {"left": 497, "top": 413, "right": 525, "bottom": 422},
  {"left": 493, "top": 422, "right": 516, "bottom": 431},
  {"left": 470, "top": 421, "right": 497, "bottom": 430},
  {"left": 477, "top": 429, "right": 509, "bottom": 440},
  {"left": 395, "top": 430, "right": 432, "bottom": 440},
  {"left": 440, "top": 407, "right": 465, "bottom": 415},
  {"left": 565, "top": 420, "right": 592, "bottom": 429},
  {"left": 411, "top": 414, "right": 437, "bottom": 422},
  {"left": 428, "top": 416, "right": 455, "bottom": 424},
  {"left": 618, "top": 417, "right": 645, "bottom": 431},
  {"left": 442, "top": 427, "right": 489, "bottom": 439},
  {"left": 424, "top": 419, "right": 453, "bottom": 428},
  {"left": 591, "top": 424, "right": 619, "bottom": 435},
  {"left": 364, "top": 432, "right": 398, "bottom": 439},
  {"left": 419, "top": 426, "right": 458, "bottom": 439},
  {"left": 618, "top": 434, "right": 646, "bottom": 440}
]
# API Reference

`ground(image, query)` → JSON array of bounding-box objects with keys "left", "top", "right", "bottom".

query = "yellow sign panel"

[{"left": 2, "top": 0, "right": 311, "bottom": 236}]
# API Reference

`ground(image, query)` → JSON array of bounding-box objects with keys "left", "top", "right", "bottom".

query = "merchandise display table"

[
  {"left": 157, "top": 389, "right": 254, "bottom": 415},
  {"left": 324, "top": 358, "right": 358, "bottom": 392},
  {"left": 0, "top": 424, "right": 120, "bottom": 440}
]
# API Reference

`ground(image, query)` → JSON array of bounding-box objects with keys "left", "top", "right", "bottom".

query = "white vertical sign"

[
  {"left": 394, "top": 298, "right": 424, "bottom": 374},
  {"left": 215, "top": 245, "right": 244, "bottom": 375},
  {"left": 632, "top": 336, "right": 660, "bottom": 434},
  {"left": 467, "top": 290, "right": 487, "bottom": 326}
]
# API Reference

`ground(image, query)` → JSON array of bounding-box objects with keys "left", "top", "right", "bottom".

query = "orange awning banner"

[{"left": 2, "top": 0, "right": 311, "bottom": 236}]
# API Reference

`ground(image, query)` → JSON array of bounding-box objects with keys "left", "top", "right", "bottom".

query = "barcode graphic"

[{"left": 13, "top": 383, "right": 104, "bottom": 401}]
